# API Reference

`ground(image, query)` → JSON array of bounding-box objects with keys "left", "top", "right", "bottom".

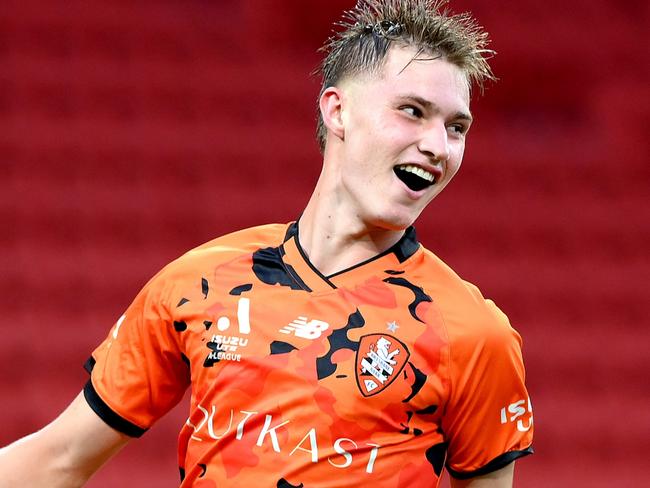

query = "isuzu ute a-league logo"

[{"left": 355, "top": 334, "right": 409, "bottom": 397}]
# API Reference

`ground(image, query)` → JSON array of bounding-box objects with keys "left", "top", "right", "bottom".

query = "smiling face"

[{"left": 321, "top": 44, "right": 472, "bottom": 231}]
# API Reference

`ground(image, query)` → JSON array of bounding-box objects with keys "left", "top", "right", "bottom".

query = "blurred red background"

[{"left": 1, "top": 1, "right": 648, "bottom": 486}]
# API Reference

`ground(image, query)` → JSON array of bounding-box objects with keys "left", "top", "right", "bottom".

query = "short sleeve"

[
  {"left": 83, "top": 270, "right": 190, "bottom": 437},
  {"left": 442, "top": 299, "right": 533, "bottom": 479}
]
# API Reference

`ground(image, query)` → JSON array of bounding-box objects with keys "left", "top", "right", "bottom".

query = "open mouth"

[{"left": 394, "top": 164, "right": 437, "bottom": 192}]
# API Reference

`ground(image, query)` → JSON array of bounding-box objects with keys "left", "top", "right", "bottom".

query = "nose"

[{"left": 418, "top": 122, "right": 450, "bottom": 163}]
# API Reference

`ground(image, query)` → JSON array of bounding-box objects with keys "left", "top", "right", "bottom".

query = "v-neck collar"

[{"left": 279, "top": 221, "right": 421, "bottom": 293}]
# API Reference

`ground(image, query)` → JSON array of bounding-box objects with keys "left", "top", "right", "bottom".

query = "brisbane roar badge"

[{"left": 356, "top": 334, "right": 410, "bottom": 397}]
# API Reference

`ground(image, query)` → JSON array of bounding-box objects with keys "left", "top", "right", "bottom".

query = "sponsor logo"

[
  {"left": 355, "top": 334, "right": 409, "bottom": 397},
  {"left": 187, "top": 405, "right": 381, "bottom": 473},
  {"left": 500, "top": 398, "right": 533, "bottom": 432},
  {"left": 204, "top": 298, "right": 251, "bottom": 366},
  {"left": 216, "top": 297, "right": 251, "bottom": 334},
  {"left": 280, "top": 316, "right": 330, "bottom": 339},
  {"left": 204, "top": 334, "right": 248, "bottom": 364}
]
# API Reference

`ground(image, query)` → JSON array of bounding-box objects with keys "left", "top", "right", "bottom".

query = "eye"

[
  {"left": 400, "top": 105, "right": 423, "bottom": 118},
  {"left": 448, "top": 123, "right": 469, "bottom": 136}
]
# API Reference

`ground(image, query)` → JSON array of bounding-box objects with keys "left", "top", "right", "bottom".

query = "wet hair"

[{"left": 315, "top": 0, "right": 495, "bottom": 152}]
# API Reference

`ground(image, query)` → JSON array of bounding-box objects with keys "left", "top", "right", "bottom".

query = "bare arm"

[
  {"left": 450, "top": 462, "right": 515, "bottom": 488},
  {"left": 0, "top": 391, "right": 130, "bottom": 488}
]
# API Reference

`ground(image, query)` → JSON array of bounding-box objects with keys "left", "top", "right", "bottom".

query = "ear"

[{"left": 319, "top": 86, "right": 346, "bottom": 142}]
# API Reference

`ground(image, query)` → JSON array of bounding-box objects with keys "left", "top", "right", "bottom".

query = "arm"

[
  {"left": 441, "top": 294, "right": 533, "bottom": 486},
  {"left": 0, "top": 391, "right": 130, "bottom": 488},
  {"left": 450, "top": 462, "right": 514, "bottom": 488}
]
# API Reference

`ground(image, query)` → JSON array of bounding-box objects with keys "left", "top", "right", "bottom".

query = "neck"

[{"left": 298, "top": 174, "right": 405, "bottom": 277}]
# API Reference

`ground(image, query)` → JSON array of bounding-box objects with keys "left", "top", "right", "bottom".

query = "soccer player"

[{"left": 0, "top": 1, "right": 533, "bottom": 486}]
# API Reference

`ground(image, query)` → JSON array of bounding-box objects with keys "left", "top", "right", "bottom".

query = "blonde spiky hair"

[{"left": 316, "top": 0, "right": 495, "bottom": 152}]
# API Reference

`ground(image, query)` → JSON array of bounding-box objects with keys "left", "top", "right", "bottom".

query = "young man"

[{"left": 0, "top": 1, "right": 533, "bottom": 486}]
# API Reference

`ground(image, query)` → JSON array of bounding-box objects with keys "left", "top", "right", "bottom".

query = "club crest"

[{"left": 355, "top": 334, "right": 409, "bottom": 397}]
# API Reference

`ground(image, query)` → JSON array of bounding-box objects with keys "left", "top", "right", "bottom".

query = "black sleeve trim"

[
  {"left": 83, "top": 380, "right": 147, "bottom": 438},
  {"left": 447, "top": 446, "right": 534, "bottom": 480},
  {"left": 83, "top": 356, "right": 96, "bottom": 374}
]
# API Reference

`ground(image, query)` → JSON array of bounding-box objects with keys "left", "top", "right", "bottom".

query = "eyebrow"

[{"left": 397, "top": 94, "right": 473, "bottom": 123}]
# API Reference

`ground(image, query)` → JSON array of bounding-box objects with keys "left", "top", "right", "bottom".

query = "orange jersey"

[{"left": 85, "top": 222, "right": 533, "bottom": 487}]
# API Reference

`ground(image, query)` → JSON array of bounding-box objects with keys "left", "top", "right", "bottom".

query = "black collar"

[{"left": 279, "top": 221, "right": 421, "bottom": 291}]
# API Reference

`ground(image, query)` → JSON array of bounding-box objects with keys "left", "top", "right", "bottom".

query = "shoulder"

[
  {"left": 189, "top": 223, "right": 289, "bottom": 254},
  {"left": 138, "top": 223, "right": 289, "bottom": 300},
  {"left": 413, "top": 246, "right": 519, "bottom": 346},
  {"left": 164, "top": 223, "right": 287, "bottom": 275}
]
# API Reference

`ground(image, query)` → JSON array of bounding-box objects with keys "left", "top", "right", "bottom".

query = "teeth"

[{"left": 397, "top": 164, "right": 435, "bottom": 182}]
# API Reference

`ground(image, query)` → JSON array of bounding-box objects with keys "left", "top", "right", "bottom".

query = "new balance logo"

[{"left": 280, "top": 316, "right": 329, "bottom": 339}]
